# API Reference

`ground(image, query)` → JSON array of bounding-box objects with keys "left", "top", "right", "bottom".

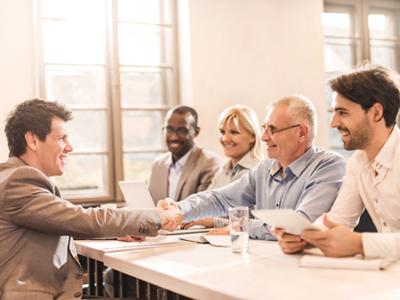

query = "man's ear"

[
  {"left": 298, "top": 125, "right": 309, "bottom": 143},
  {"left": 194, "top": 127, "right": 200, "bottom": 137},
  {"left": 25, "top": 131, "right": 39, "bottom": 151},
  {"left": 371, "top": 102, "right": 384, "bottom": 123}
]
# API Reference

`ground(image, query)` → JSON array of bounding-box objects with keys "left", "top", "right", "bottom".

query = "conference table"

[{"left": 75, "top": 234, "right": 400, "bottom": 300}]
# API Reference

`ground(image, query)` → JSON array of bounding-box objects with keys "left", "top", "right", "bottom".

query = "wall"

[
  {"left": 0, "top": 0, "right": 35, "bottom": 160},
  {"left": 0, "top": 0, "right": 327, "bottom": 161},
  {"left": 178, "top": 0, "right": 328, "bottom": 157}
]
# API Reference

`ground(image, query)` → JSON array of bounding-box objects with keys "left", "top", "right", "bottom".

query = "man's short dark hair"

[
  {"left": 329, "top": 62, "right": 400, "bottom": 127},
  {"left": 169, "top": 105, "right": 198, "bottom": 128},
  {"left": 5, "top": 98, "right": 73, "bottom": 157}
]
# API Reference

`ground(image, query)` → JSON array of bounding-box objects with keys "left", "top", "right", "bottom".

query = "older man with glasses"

[
  {"left": 160, "top": 95, "right": 347, "bottom": 240},
  {"left": 147, "top": 105, "right": 221, "bottom": 205}
]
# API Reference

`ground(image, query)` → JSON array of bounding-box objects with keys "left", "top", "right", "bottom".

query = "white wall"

[
  {"left": 0, "top": 0, "right": 35, "bottom": 160},
  {"left": 0, "top": 0, "right": 327, "bottom": 161},
  {"left": 178, "top": 0, "right": 328, "bottom": 157}
]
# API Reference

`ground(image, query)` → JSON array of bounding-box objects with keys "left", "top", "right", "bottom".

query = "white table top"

[{"left": 75, "top": 237, "right": 400, "bottom": 300}]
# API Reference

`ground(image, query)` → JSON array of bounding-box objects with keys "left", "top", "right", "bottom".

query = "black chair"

[{"left": 354, "top": 209, "right": 377, "bottom": 233}]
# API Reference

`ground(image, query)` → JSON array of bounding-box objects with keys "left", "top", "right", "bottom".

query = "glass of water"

[{"left": 228, "top": 207, "right": 249, "bottom": 253}]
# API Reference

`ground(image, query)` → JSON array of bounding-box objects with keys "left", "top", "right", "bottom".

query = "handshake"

[{"left": 155, "top": 199, "right": 184, "bottom": 231}]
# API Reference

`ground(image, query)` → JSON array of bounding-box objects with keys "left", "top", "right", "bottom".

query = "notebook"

[{"left": 118, "top": 181, "right": 212, "bottom": 235}]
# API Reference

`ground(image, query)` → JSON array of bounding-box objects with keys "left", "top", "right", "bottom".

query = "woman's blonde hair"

[{"left": 218, "top": 104, "right": 263, "bottom": 161}]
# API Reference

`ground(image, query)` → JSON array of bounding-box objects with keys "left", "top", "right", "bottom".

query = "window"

[
  {"left": 35, "top": 0, "right": 177, "bottom": 203},
  {"left": 323, "top": 0, "right": 400, "bottom": 158}
]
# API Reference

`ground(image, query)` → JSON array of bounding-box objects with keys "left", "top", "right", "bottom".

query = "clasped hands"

[{"left": 155, "top": 198, "right": 184, "bottom": 231}]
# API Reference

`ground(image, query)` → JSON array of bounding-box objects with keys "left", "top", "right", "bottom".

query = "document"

[
  {"left": 180, "top": 234, "right": 231, "bottom": 247},
  {"left": 300, "top": 252, "right": 398, "bottom": 271}
]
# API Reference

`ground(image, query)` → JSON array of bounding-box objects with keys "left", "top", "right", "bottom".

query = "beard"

[{"left": 340, "top": 114, "right": 372, "bottom": 151}]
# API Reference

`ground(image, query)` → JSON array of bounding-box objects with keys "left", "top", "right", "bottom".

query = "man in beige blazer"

[
  {"left": 0, "top": 99, "right": 182, "bottom": 300},
  {"left": 148, "top": 105, "right": 221, "bottom": 204}
]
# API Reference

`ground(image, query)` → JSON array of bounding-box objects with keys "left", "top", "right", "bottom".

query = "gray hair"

[{"left": 267, "top": 94, "right": 317, "bottom": 144}]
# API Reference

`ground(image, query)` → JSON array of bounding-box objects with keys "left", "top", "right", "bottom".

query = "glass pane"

[
  {"left": 122, "top": 110, "right": 165, "bottom": 151},
  {"left": 123, "top": 152, "right": 161, "bottom": 182},
  {"left": 118, "top": 23, "right": 163, "bottom": 65},
  {"left": 118, "top": 0, "right": 160, "bottom": 24},
  {"left": 42, "top": 0, "right": 105, "bottom": 21},
  {"left": 42, "top": 20, "right": 105, "bottom": 64},
  {"left": 68, "top": 110, "right": 108, "bottom": 152},
  {"left": 120, "top": 67, "right": 171, "bottom": 106},
  {"left": 322, "top": 13, "right": 351, "bottom": 37},
  {"left": 369, "top": 13, "right": 396, "bottom": 40},
  {"left": 45, "top": 66, "right": 106, "bottom": 107},
  {"left": 370, "top": 43, "right": 396, "bottom": 69},
  {"left": 324, "top": 39, "right": 353, "bottom": 72},
  {"left": 52, "top": 154, "right": 108, "bottom": 191}
]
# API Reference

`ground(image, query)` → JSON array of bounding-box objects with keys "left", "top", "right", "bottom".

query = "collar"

[
  {"left": 170, "top": 148, "right": 193, "bottom": 169},
  {"left": 355, "top": 126, "right": 399, "bottom": 169},
  {"left": 222, "top": 152, "right": 259, "bottom": 173},
  {"left": 270, "top": 145, "right": 316, "bottom": 178},
  {"left": 7, "top": 156, "right": 29, "bottom": 167}
]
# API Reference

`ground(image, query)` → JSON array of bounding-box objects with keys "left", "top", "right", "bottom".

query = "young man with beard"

[
  {"left": 148, "top": 105, "right": 221, "bottom": 204},
  {"left": 273, "top": 63, "right": 400, "bottom": 258}
]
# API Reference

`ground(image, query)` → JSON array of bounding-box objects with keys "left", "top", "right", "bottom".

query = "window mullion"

[{"left": 107, "top": 0, "right": 124, "bottom": 201}]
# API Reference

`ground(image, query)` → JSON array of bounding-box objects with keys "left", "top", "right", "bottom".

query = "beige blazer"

[
  {"left": 0, "top": 157, "right": 160, "bottom": 300},
  {"left": 148, "top": 144, "right": 221, "bottom": 204}
]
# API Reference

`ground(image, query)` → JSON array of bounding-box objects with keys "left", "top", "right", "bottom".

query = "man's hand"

[
  {"left": 300, "top": 214, "right": 364, "bottom": 257},
  {"left": 117, "top": 236, "right": 146, "bottom": 242},
  {"left": 205, "top": 225, "right": 230, "bottom": 235},
  {"left": 181, "top": 218, "right": 214, "bottom": 229},
  {"left": 271, "top": 228, "right": 307, "bottom": 254},
  {"left": 157, "top": 198, "right": 180, "bottom": 210},
  {"left": 155, "top": 198, "right": 183, "bottom": 232}
]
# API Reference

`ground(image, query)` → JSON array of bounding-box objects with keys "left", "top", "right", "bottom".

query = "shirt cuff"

[
  {"left": 151, "top": 209, "right": 162, "bottom": 230},
  {"left": 248, "top": 219, "right": 277, "bottom": 241},
  {"left": 362, "top": 232, "right": 400, "bottom": 258}
]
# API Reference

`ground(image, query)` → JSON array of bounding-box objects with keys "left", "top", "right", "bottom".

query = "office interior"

[{"left": 0, "top": 0, "right": 398, "bottom": 208}]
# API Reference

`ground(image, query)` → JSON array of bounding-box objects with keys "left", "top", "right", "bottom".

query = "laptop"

[{"left": 118, "top": 181, "right": 212, "bottom": 235}]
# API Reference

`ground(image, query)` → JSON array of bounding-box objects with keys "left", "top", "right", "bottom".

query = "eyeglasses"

[
  {"left": 261, "top": 124, "right": 301, "bottom": 136},
  {"left": 162, "top": 126, "right": 194, "bottom": 137}
]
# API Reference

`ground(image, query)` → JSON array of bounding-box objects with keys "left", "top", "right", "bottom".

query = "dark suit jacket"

[
  {"left": 0, "top": 157, "right": 160, "bottom": 300},
  {"left": 148, "top": 144, "right": 221, "bottom": 204}
]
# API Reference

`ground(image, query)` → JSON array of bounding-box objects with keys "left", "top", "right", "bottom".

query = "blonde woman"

[{"left": 181, "top": 104, "right": 263, "bottom": 229}]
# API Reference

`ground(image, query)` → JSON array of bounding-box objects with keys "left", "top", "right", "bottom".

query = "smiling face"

[
  {"left": 219, "top": 119, "right": 255, "bottom": 166},
  {"left": 261, "top": 106, "right": 305, "bottom": 168},
  {"left": 35, "top": 117, "right": 74, "bottom": 177},
  {"left": 330, "top": 92, "right": 372, "bottom": 151},
  {"left": 164, "top": 112, "right": 199, "bottom": 162}
]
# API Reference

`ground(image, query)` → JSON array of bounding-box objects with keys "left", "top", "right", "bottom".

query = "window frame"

[{"left": 34, "top": 0, "right": 179, "bottom": 204}]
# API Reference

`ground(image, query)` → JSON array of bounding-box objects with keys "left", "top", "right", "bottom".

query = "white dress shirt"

[
  {"left": 168, "top": 149, "right": 192, "bottom": 200},
  {"left": 323, "top": 126, "right": 400, "bottom": 258}
]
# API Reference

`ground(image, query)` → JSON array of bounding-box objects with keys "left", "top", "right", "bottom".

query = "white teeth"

[{"left": 340, "top": 132, "right": 349, "bottom": 137}]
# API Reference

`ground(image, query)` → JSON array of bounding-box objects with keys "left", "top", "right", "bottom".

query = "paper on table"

[
  {"left": 180, "top": 234, "right": 231, "bottom": 247},
  {"left": 300, "top": 255, "right": 398, "bottom": 270},
  {"left": 77, "top": 236, "right": 182, "bottom": 252}
]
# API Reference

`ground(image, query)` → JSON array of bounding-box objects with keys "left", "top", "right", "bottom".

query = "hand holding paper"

[{"left": 301, "top": 214, "right": 364, "bottom": 257}]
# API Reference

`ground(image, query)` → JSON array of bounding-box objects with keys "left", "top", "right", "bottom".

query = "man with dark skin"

[{"left": 148, "top": 105, "right": 221, "bottom": 204}]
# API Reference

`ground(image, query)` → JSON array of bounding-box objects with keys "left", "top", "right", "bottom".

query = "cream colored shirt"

[{"left": 322, "top": 126, "right": 400, "bottom": 258}]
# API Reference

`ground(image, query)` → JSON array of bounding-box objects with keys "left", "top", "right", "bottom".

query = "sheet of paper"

[
  {"left": 300, "top": 255, "right": 398, "bottom": 270},
  {"left": 78, "top": 236, "right": 183, "bottom": 252},
  {"left": 180, "top": 234, "right": 231, "bottom": 247}
]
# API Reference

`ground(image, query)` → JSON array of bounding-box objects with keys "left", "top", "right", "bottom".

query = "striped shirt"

[{"left": 207, "top": 152, "right": 260, "bottom": 228}]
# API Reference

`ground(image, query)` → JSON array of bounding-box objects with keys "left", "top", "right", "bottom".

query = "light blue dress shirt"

[
  {"left": 178, "top": 146, "right": 347, "bottom": 241},
  {"left": 168, "top": 149, "right": 192, "bottom": 200}
]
